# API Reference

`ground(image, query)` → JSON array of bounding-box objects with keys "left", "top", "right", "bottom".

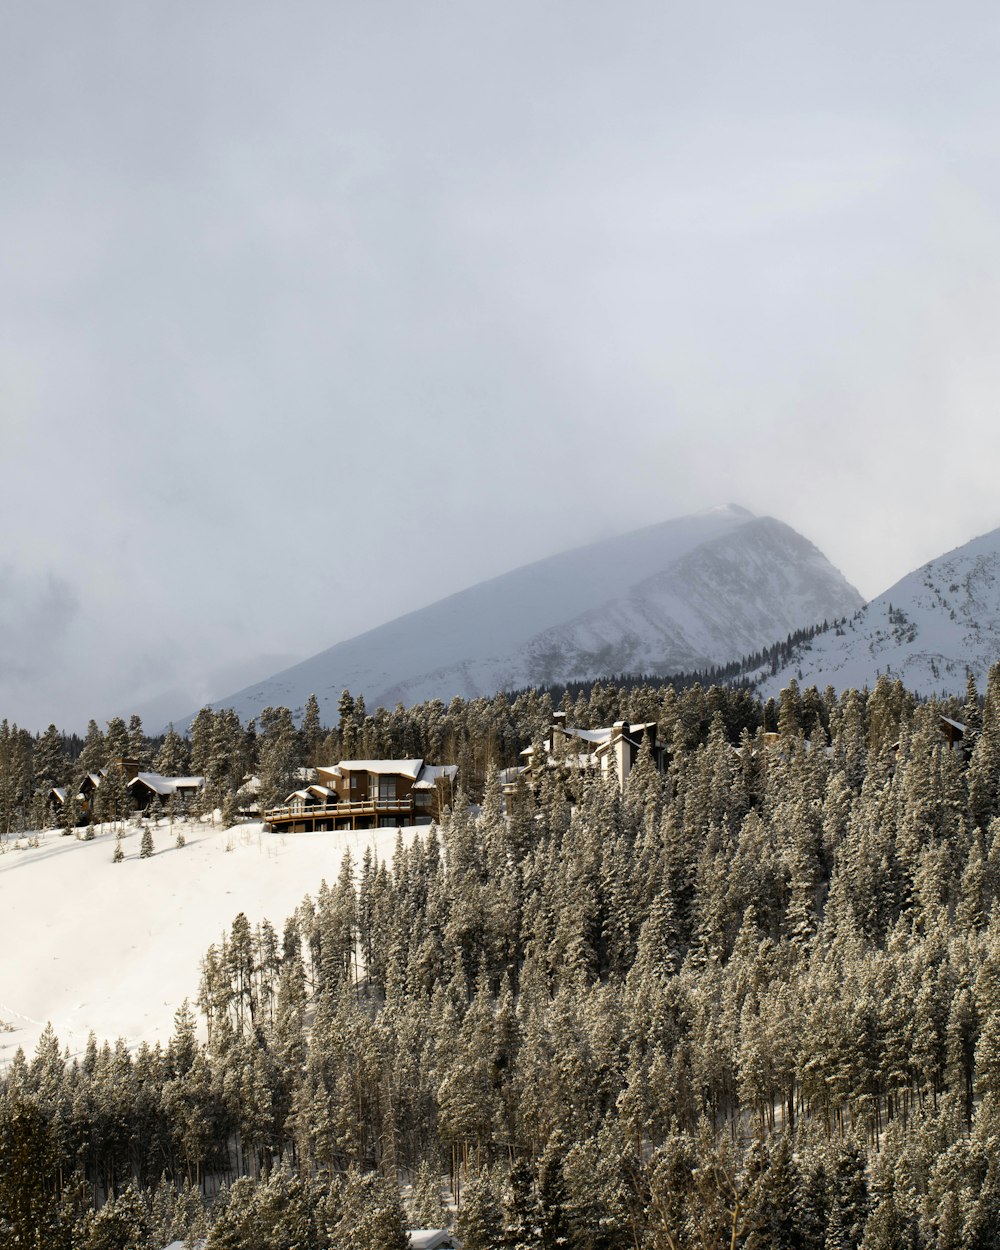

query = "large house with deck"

[{"left": 264, "top": 758, "right": 458, "bottom": 832}]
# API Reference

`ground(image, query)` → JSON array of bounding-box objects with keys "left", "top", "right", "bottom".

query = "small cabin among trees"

[
  {"left": 127, "top": 772, "right": 206, "bottom": 811},
  {"left": 49, "top": 762, "right": 205, "bottom": 823}
]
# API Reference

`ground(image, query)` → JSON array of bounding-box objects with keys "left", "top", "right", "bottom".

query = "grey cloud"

[
  {"left": 0, "top": 567, "right": 80, "bottom": 688},
  {"left": 3, "top": 0, "right": 1000, "bottom": 729}
]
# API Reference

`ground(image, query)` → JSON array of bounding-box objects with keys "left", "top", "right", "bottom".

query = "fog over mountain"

[{"left": 189, "top": 505, "right": 863, "bottom": 728}]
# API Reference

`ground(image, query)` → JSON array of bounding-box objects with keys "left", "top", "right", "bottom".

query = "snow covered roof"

[
  {"left": 523, "top": 720, "right": 659, "bottom": 757},
  {"left": 284, "top": 784, "right": 335, "bottom": 803},
  {"left": 337, "top": 759, "right": 425, "bottom": 779},
  {"left": 51, "top": 787, "right": 67, "bottom": 803},
  {"left": 563, "top": 726, "right": 613, "bottom": 744},
  {"left": 316, "top": 764, "right": 343, "bottom": 781},
  {"left": 413, "top": 763, "right": 458, "bottom": 790},
  {"left": 129, "top": 773, "right": 205, "bottom": 796},
  {"left": 407, "top": 1233, "right": 461, "bottom": 1250},
  {"left": 940, "top": 716, "right": 967, "bottom": 733}
]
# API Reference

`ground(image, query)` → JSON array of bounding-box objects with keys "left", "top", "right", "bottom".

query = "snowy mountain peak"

[
  {"left": 187, "top": 509, "right": 863, "bottom": 727},
  {"left": 757, "top": 523, "right": 1000, "bottom": 698},
  {"left": 700, "top": 502, "right": 755, "bottom": 519}
]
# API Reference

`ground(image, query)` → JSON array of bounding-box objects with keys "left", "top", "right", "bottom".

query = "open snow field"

[{"left": 0, "top": 818, "right": 420, "bottom": 1065}]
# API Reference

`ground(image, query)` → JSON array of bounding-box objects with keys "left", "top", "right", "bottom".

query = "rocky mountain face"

[
  {"left": 757, "top": 525, "right": 1000, "bottom": 699},
  {"left": 189, "top": 505, "right": 864, "bottom": 727}
]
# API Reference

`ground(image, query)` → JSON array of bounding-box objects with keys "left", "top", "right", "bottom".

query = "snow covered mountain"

[
  {"left": 757, "top": 525, "right": 1000, "bottom": 699},
  {"left": 193, "top": 505, "right": 863, "bottom": 726}
]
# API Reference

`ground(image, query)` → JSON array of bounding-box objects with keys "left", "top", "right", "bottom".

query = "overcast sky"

[{"left": 3, "top": 0, "right": 1000, "bottom": 732}]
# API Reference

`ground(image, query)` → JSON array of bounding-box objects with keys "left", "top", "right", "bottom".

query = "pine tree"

[
  {"left": 537, "top": 1131, "right": 572, "bottom": 1250},
  {"left": 140, "top": 826, "right": 154, "bottom": 858},
  {"left": 503, "top": 1159, "right": 539, "bottom": 1250},
  {"left": 104, "top": 716, "right": 130, "bottom": 765},
  {"left": 0, "top": 1097, "right": 63, "bottom": 1248},
  {"left": 33, "top": 724, "right": 69, "bottom": 792},
  {"left": 334, "top": 1168, "right": 409, "bottom": 1250},
  {"left": 77, "top": 719, "right": 106, "bottom": 773},
  {"left": 301, "top": 693, "right": 324, "bottom": 765},
  {"left": 457, "top": 1168, "right": 506, "bottom": 1250},
  {"left": 155, "top": 723, "right": 191, "bottom": 776},
  {"left": 221, "top": 790, "right": 238, "bottom": 830},
  {"left": 409, "top": 1158, "right": 448, "bottom": 1228}
]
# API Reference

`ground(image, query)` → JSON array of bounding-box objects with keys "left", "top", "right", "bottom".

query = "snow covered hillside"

[
  {"left": 0, "top": 819, "right": 421, "bottom": 1064},
  {"left": 757, "top": 525, "right": 1000, "bottom": 699},
  {"left": 193, "top": 506, "right": 863, "bottom": 727}
]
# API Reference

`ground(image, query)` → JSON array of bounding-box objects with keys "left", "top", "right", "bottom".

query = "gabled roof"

[
  {"left": 522, "top": 721, "right": 659, "bottom": 757},
  {"left": 408, "top": 1232, "right": 461, "bottom": 1250},
  {"left": 335, "top": 759, "right": 425, "bottom": 779},
  {"left": 129, "top": 772, "right": 205, "bottom": 796},
  {"left": 413, "top": 764, "right": 458, "bottom": 790},
  {"left": 284, "top": 784, "right": 335, "bottom": 802}
]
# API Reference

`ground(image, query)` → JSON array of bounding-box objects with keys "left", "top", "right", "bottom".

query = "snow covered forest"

[{"left": 5, "top": 669, "right": 1000, "bottom": 1247}]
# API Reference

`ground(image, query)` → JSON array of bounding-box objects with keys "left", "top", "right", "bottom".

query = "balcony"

[{"left": 263, "top": 795, "right": 429, "bottom": 832}]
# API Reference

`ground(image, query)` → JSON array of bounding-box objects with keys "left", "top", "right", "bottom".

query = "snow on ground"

[{"left": 0, "top": 817, "right": 422, "bottom": 1065}]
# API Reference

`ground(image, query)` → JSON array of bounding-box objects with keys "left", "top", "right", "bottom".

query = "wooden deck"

[{"left": 263, "top": 797, "right": 430, "bottom": 832}]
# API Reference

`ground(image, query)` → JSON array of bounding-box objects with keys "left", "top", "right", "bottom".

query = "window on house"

[{"left": 379, "top": 777, "right": 396, "bottom": 801}]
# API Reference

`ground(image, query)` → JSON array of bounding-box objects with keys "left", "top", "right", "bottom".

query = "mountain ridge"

[
  {"left": 755, "top": 524, "right": 1000, "bottom": 699},
  {"left": 182, "top": 505, "right": 863, "bottom": 728}
]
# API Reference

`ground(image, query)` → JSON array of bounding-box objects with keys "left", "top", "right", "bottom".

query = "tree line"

[{"left": 3, "top": 669, "right": 1000, "bottom": 1246}]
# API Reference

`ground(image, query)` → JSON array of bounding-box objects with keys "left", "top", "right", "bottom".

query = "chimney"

[{"left": 611, "top": 720, "right": 630, "bottom": 790}]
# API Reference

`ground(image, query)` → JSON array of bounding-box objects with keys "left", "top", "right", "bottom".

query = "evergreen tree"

[
  {"left": 457, "top": 1168, "right": 506, "bottom": 1250},
  {"left": 33, "top": 724, "right": 69, "bottom": 792},
  {"left": 334, "top": 1168, "right": 408, "bottom": 1250},
  {"left": 155, "top": 724, "right": 191, "bottom": 777},
  {"left": 409, "top": 1158, "right": 448, "bottom": 1227}
]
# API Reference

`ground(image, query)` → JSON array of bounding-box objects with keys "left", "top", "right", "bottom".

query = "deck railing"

[{"left": 264, "top": 797, "right": 418, "bottom": 824}]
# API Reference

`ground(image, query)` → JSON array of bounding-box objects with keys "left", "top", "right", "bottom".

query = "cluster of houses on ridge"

[
  {"left": 49, "top": 759, "right": 206, "bottom": 823},
  {"left": 49, "top": 709, "right": 973, "bottom": 832},
  {"left": 261, "top": 712, "right": 667, "bottom": 832}
]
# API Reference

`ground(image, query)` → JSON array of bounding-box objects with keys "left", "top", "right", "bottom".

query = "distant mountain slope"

[
  {"left": 757, "top": 525, "right": 1000, "bottom": 699},
  {"left": 190, "top": 505, "right": 863, "bottom": 727}
]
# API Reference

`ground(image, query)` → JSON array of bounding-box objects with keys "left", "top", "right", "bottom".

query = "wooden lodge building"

[
  {"left": 263, "top": 759, "right": 458, "bottom": 833},
  {"left": 50, "top": 761, "right": 205, "bottom": 821}
]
